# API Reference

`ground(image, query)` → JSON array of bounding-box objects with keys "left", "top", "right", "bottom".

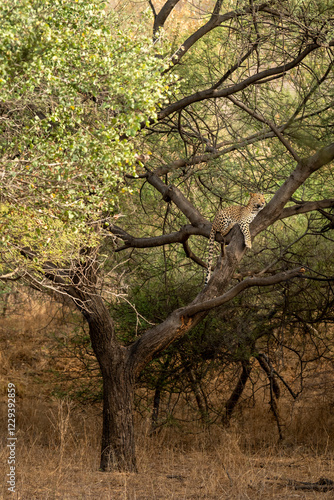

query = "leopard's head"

[{"left": 249, "top": 193, "right": 265, "bottom": 212}]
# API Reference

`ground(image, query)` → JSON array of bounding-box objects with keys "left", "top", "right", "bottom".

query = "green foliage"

[{"left": 0, "top": 0, "right": 176, "bottom": 268}]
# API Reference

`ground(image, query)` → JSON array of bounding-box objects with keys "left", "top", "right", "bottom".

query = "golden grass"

[
  {"left": 1, "top": 399, "right": 334, "bottom": 499},
  {"left": 1, "top": 292, "right": 334, "bottom": 499}
]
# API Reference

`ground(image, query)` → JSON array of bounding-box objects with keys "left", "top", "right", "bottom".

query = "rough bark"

[
  {"left": 77, "top": 293, "right": 137, "bottom": 472},
  {"left": 99, "top": 354, "right": 136, "bottom": 472},
  {"left": 8, "top": 0, "right": 334, "bottom": 474}
]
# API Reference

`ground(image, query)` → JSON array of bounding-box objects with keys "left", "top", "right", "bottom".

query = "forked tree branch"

[
  {"left": 283, "top": 59, "right": 334, "bottom": 131},
  {"left": 252, "top": 142, "right": 334, "bottom": 235},
  {"left": 111, "top": 194, "right": 334, "bottom": 253},
  {"left": 0, "top": 268, "right": 22, "bottom": 281},
  {"left": 146, "top": 172, "right": 206, "bottom": 226},
  {"left": 182, "top": 240, "right": 207, "bottom": 268},
  {"left": 149, "top": 121, "right": 299, "bottom": 177},
  {"left": 112, "top": 224, "right": 206, "bottom": 251}
]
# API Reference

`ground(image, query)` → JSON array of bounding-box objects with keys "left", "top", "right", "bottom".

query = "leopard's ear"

[{"left": 249, "top": 192, "right": 255, "bottom": 197}]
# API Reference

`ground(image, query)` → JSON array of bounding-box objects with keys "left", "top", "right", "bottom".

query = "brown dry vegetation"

[{"left": 1, "top": 292, "right": 334, "bottom": 499}]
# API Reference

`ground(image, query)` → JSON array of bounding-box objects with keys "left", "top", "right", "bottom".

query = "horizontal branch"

[
  {"left": 279, "top": 199, "right": 334, "bottom": 219},
  {"left": 112, "top": 197, "right": 334, "bottom": 254},
  {"left": 0, "top": 268, "right": 22, "bottom": 281},
  {"left": 181, "top": 267, "right": 305, "bottom": 317},
  {"left": 112, "top": 224, "right": 207, "bottom": 251},
  {"left": 112, "top": 195, "right": 334, "bottom": 256},
  {"left": 129, "top": 267, "right": 304, "bottom": 375}
]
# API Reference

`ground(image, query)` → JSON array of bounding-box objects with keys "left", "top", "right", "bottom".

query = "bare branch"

[
  {"left": 159, "top": 42, "right": 334, "bottom": 120},
  {"left": 279, "top": 199, "right": 334, "bottom": 220},
  {"left": 152, "top": 128, "right": 281, "bottom": 177},
  {"left": 211, "top": 45, "right": 260, "bottom": 90},
  {"left": 153, "top": 0, "right": 181, "bottom": 40},
  {"left": 129, "top": 267, "right": 304, "bottom": 375},
  {"left": 112, "top": 223, "right": 207, "bottom": 251},
  {"left": 146, "top": 172, "right": 206, "bottom": 226},
  {"left": 182, "top": 268, "right": 305, "bottom": 317},
  {"left": 226, "top": 95, "right": 301, "bottom": 162},
  {"left": 253, "top": 142, "right": 334, "bottom": 236},
  {"left": 171, "top": 1, "right": 272, "bottom": 65},
  {"left": 0, "top": 268, "right": 22, "bottom": 281},
  {"left": 148, "top": 0, "right": 157, "bottom": 19},
  {"left": 183, "top": 240, "right": 207, "bottom": 268},
  {"left": 283, "top": 59, "right": 334, "bottom": 131}
]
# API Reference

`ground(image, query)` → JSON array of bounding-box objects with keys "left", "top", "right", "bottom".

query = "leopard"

[{"left": 204, "top": 193, "right": 265, "bottom": 286}]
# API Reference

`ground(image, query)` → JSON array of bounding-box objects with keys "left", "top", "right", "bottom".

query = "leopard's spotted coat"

[{"left": 205, "top": 193, "right": 265, "bottom": 285}]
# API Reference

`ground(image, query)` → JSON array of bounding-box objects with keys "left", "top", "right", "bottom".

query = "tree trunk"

[
  {"left": 222, "top": 360, "right": 252, "bottom": 425},
  {"left": 256, "top": 353, "right": 283, "bottom": 440},
  {"left": 99, "top": 357, "right": 137, "bottom": 472},
  {"left": 78, "top": 293, "right": 137, "bottom": 472},
  {"left": 183, "top": 362, "right": 209, "bottom": 422},
  {"left": 151, "top": 356, "right": 171, "bottom": 432},
  {"left": 256, "top": 353, "right": 280, "bottom": 399}
]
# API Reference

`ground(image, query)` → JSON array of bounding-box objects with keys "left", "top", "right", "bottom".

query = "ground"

[
  {"left": 1, "top": 292, "right": 334, "bottom": 499},
  {"left": 2, "top": 417, "right": 334, "bottom": 499}
]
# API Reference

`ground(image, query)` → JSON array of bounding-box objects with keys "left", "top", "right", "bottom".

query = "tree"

[
  {"left": 1, "top": 0, "right": 334, "bottom": 471},
  {"left": 1, "top": 0, "right": 174, "bottom": 471}
]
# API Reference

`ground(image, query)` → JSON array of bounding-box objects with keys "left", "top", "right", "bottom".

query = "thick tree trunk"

[
  {"left": 99, "top": 358, "right": 136, "bottom": 472},
  {"left": 78, "top": 292, "right": 137, "bottom": 472},
  {"left": 68, "top": 141, "right": 334, "bottom": 471}
]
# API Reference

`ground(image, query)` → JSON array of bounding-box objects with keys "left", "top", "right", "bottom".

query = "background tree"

[
  {"left": 0, "top": 0, "right": 175, "bottom": 274},
  {"left": 1, "top": 0, "right": 334, "bottom": 472}
]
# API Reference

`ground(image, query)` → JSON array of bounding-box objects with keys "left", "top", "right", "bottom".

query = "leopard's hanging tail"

[{"left": 204, "top": 227, "right": 216, "bottom": 286}]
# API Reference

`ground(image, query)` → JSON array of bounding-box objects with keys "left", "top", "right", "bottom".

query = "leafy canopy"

[{"left": 0, "top": 0, "right": 176, "bottom": 269}]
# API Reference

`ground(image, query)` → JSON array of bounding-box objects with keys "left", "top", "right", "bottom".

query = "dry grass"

[
  {"left": 1, "top": 292, "right": 334, "bottom": 499},
  {"left": 1, "top": 400, "right": 334, "bottom": 499}
]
